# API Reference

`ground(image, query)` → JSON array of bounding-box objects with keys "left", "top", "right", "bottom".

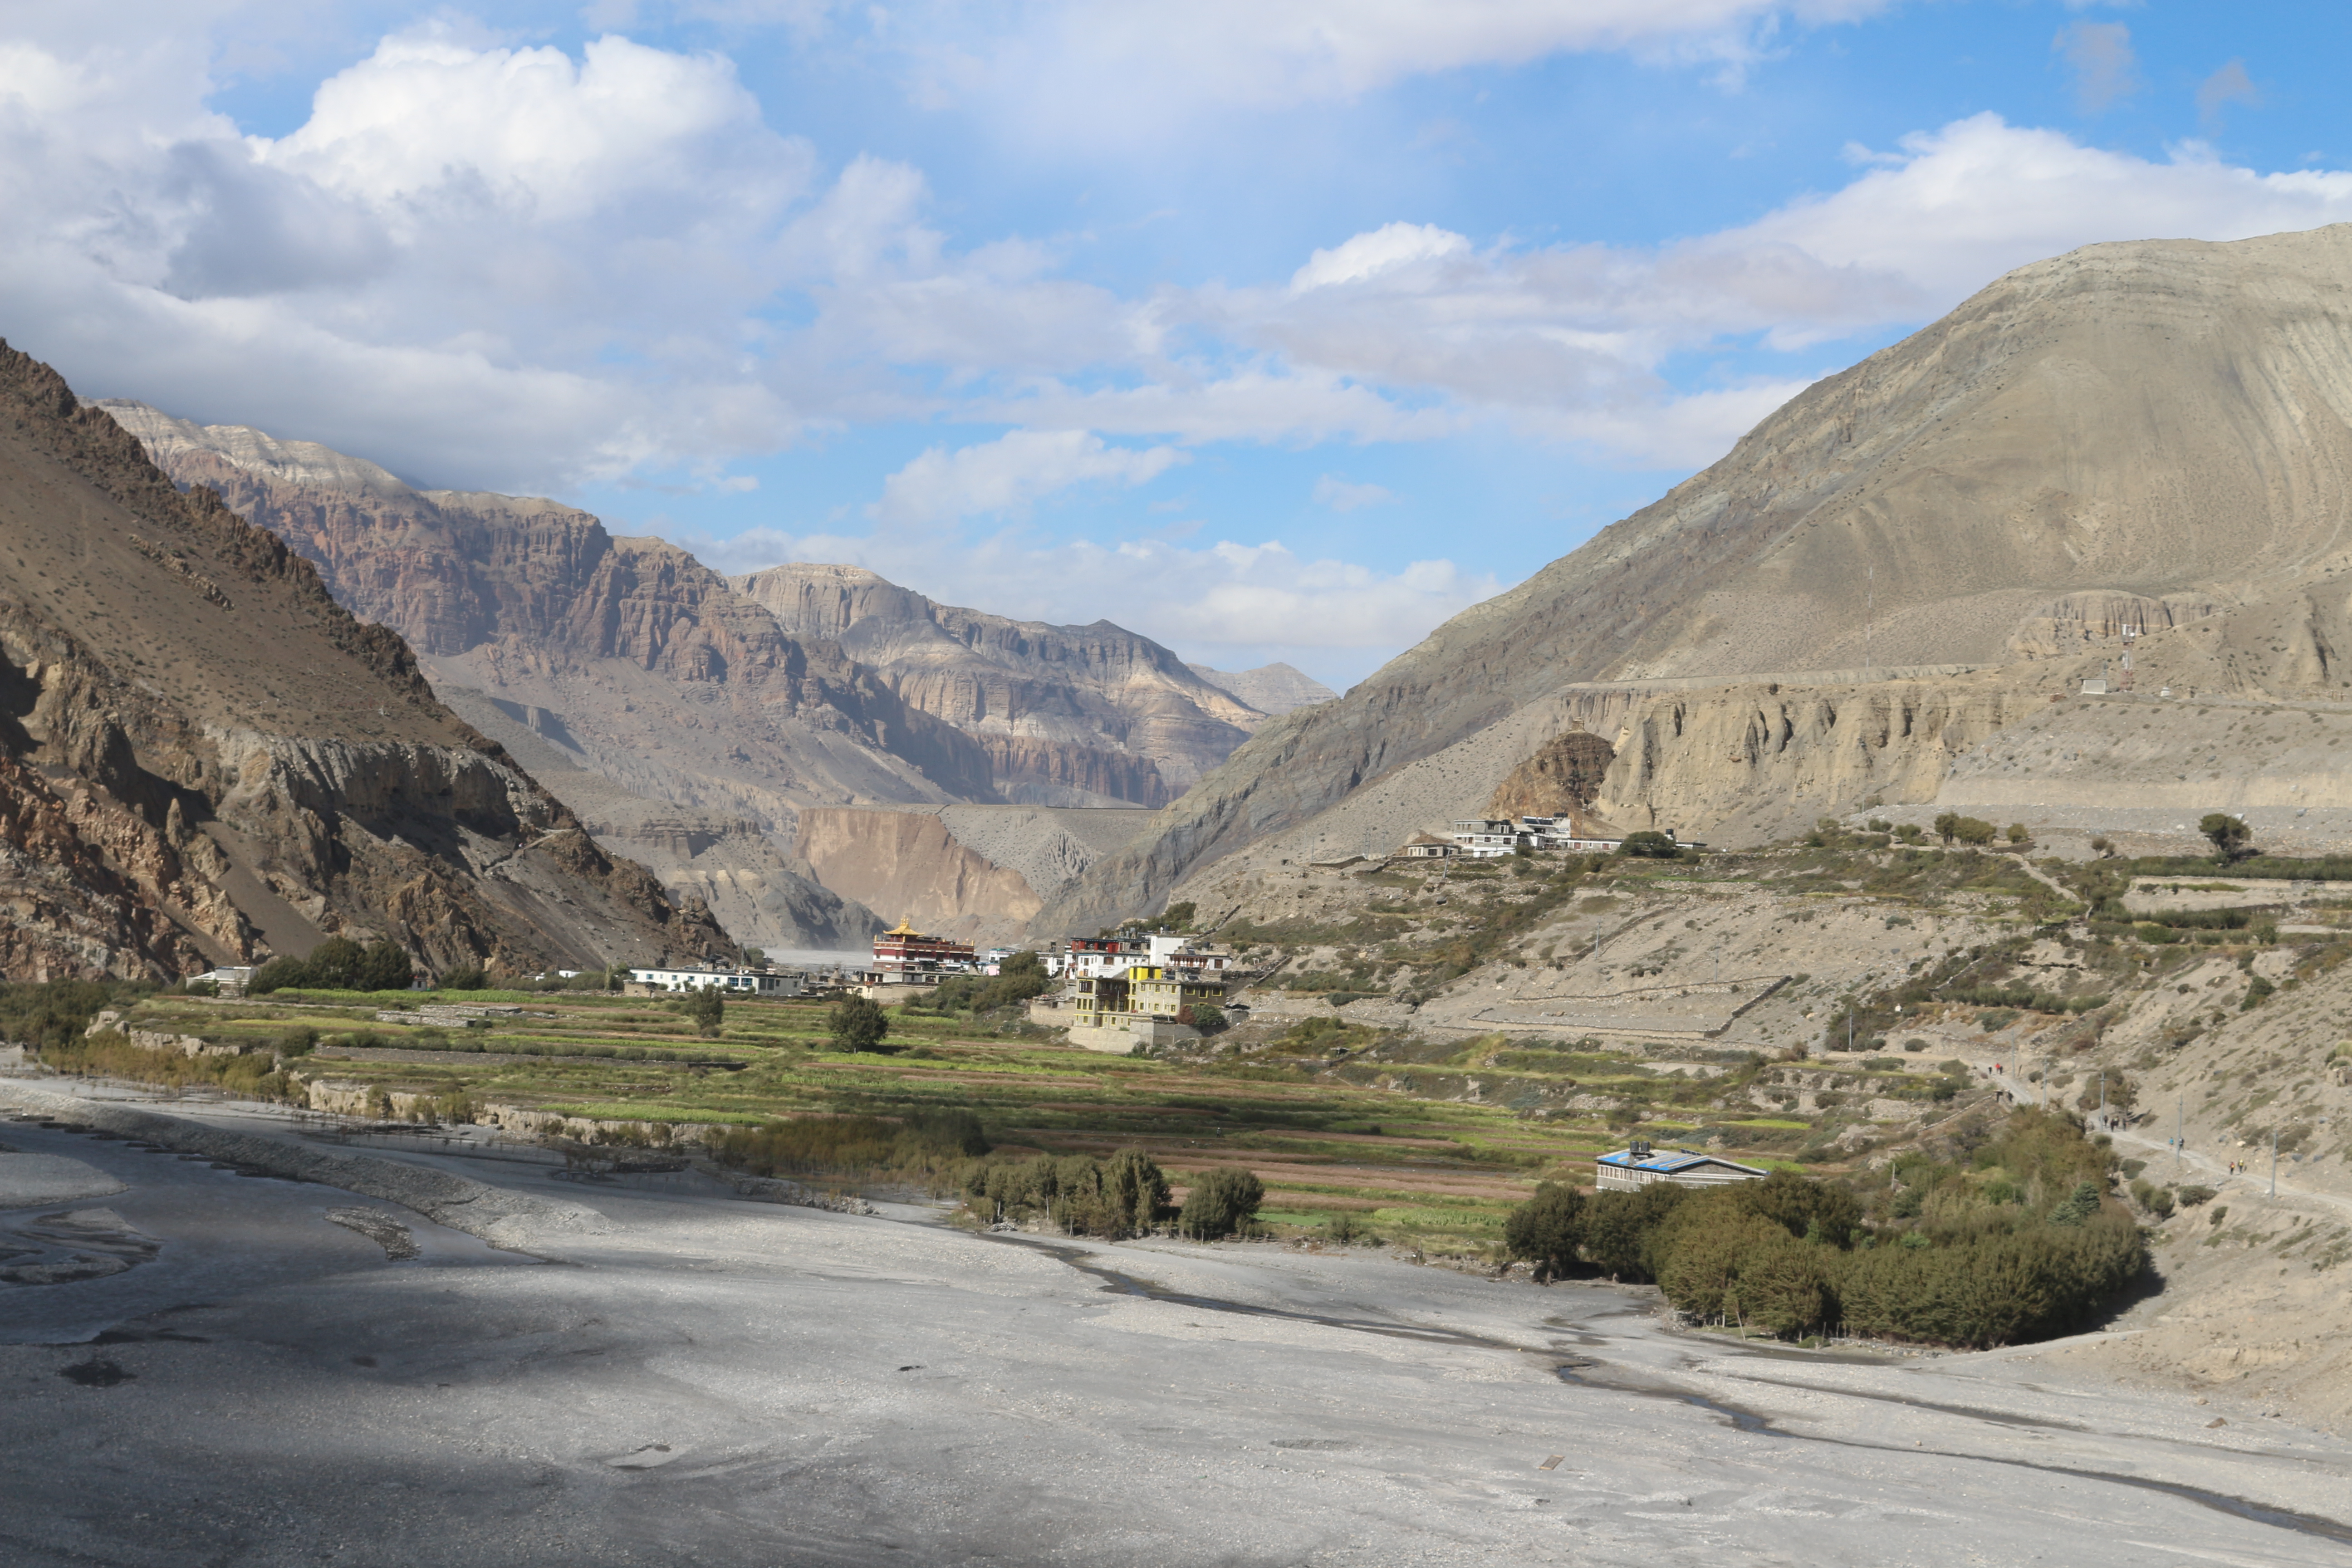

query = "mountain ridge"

[
  {"left": 1039, "top": 223, "right": 2352, "bottom": 932},
  {"left": 0, "top": 343, "right": 726, "bottom": 980}
]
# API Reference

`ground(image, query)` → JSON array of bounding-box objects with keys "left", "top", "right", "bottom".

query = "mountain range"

[
  {"left": 98, "top": 403, "right": 1325, "bottom": 949},
  {"left": 0, "top": 343, "right": 725, "bottom": 980}
]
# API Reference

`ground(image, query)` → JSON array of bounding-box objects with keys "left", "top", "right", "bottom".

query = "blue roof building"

[{"left": 1595, "top": 1140, "right": 1768, "bottom": 1191}]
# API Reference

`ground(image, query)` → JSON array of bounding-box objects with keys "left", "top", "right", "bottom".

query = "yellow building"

[{"left": 1123, "top": 965, "right": 1225, "bottom": 1019}]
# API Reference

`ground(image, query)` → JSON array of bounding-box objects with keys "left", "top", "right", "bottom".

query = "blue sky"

[{"left": 5, "top": 3, "right": 2350, "bottom": 687}]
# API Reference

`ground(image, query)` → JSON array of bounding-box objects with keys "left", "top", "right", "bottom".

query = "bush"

[
  {"left": 2241, "top": 976, "right": 2274, "bottom": 1011},
  {"left": 2006, "top": 823, "right": 2029, "bottom": 844},
  {"left": 1178, "top": 1166, "right": 1265, "bottom": 1241},
  {"left": 828, "top": 995, "right": 891, "bottom": 1052},
  {"left": 1621, "top": 831, "right": 1679, "bottom": 859},
  {"left": 440, "top": 965, "right": 488, "bottom": 991},
  {"left": 2174, "top": 1184, "right": 2217, "bottom": 1207},
  {"left": 1503, "top": 1181, "right": 1587, "bottom": 1279},
  {"left": 1952, "top": 817, "right": 1998, "bottom": 846},
  {"left": 686, "top": 987, "right": 724, "bottom": 1037},
  {"left": 249, "top": 938, "right": 413, "bottom": 995}
]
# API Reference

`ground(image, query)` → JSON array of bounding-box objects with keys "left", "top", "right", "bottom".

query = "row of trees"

[
  {"left": 1504, "top": 1115, "right": 2145, "bottom": 1348},
  {"left": 250, "top": 937, "right": 413, "bottom": 995},
  {"left": 963, "top": 1152, "right": 1266, "bottom": 1241}
]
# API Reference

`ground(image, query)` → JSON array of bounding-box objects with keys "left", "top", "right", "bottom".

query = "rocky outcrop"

[
  {"left": 733, "top": 562, "right": 1262, "bottom": 806},
  {"left": 101, "top": 403, "right": 1000, "bottom": 830},
  {"left": 792, "top": 808, "right": 1043, "bottom": 944},
  {"left": 1185, "top": 662, "right": 1338, "bottom": 716},
  {"left": 0, "top": 343, "right": 725, "bottom": 980},
  {"left": 1043, "top": 224, "right": 2352, "bottom": 931},
  {"left": 1485, "top": 730, "right": 1615, "bottom": 822}
]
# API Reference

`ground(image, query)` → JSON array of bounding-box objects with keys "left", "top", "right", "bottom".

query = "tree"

[
  {"left": 1178, "top": 1167, "right": 1264, "bottom": 1240},
  {"left": 1621, "top": 831, "right": 1678, "bottom": 859},
  {"left": 440, "top": 964, "right": 488, "bottom": 991},
  {"left": 1503, "top": 1181, "right": 1587, "bottom": 1281},
  {"left": 357, "top": 941, "right": 413, "bottom": 993},
  {"left": 1160, "top": 902, "right": 1197, "bottom": 931},
  {"left": 1933, "top": 812, "right": 1960, "bottom": 844},
  {"left": 305, "top": 937, "right": 366, "bottom": 990},
  {"left": 2005, "top": 823, "right": 2029, "bottom": 844},
  {"left": 1952, "top": 817, "right": 1998, "bottom": 846},
  {"left": 686, "top": 985, "right": 724, "bottom": 1038},
  {"left": 2200, "top": 813, "right": 2251, "bottom": 862},
  {"left": 828, "top": 995, "right": 890, "bottom": 1053}
]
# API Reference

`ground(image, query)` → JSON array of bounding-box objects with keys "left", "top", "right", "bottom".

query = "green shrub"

[
  {"left": 2174, "top": 1184, "right": 2217, "bottom": 1207},
  {"left": 686, "top": 987, "right": 724, "bottom": 1037},
  {"left": 2241, "top": 976, "right": 2274, "bottom": 1011},
  {"left": 1178, "top": 1166, "right": 1265, "bottom": 1241},
  {"left": 828, "top": 995, "right": 891, "bottom": 1052},
  {"left": 1503, "top": 1181, "right": 1586, "bottom": 1278}
]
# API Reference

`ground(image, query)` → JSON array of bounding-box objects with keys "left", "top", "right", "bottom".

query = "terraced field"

[{"left": 53, "top": 984, "right": 1965, "bottom": 1254}]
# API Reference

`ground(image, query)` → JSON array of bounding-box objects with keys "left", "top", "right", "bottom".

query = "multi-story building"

[
  {"left": 1048, "top": 932, "right": 1234, "bottom": 1051},
  {"left": 871, "top": 920, "right": 978, "bottom": 974},
  {"left": 627, "top": 965, "right": 802, "bottom": 996}
]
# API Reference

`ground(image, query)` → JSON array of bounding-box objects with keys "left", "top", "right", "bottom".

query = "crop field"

[{"left": 48, "top": 982, "right": 1965, "bottom": 1254}]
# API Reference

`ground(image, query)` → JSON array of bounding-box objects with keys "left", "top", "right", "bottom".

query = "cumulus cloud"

[
  {"left": 7, "top": 19, "right": 2352, "bottom": 504},
  {"left": 871, "top": 429, "right": 1186, "bottom": 526},
  {"left": 1312, "top": 475, "right": 1398, "bottom": 512}
]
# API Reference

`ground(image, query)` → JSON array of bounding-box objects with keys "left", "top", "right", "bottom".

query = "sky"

[{"left": 5, "top": 3, "right": 2351, "bottom": 689}]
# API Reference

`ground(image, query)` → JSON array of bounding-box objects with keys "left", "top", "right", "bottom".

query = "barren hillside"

[
  {"left": 0, "top": 344, "right": 726, "bottom": 980},
  {"left": 1044, "top": 224, "right": 2352, "bottom": 933}
]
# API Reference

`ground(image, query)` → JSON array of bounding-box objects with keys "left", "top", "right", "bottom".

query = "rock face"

[
  {"left": 792, "top": 808, "right": 1044, "bottom": 945},
  {"left": 1485, "top": 730, "right": 1616, "bottom": 822},
  {"left": 1044, "top": 224, "right": 2352, "bottom": 930},
  {"left": 1185, "top": 662, "right": 1338, "bottom": 716},
  {"left": 0, "top": 343, "right": 727, "bottom": 980},
  {"left": 101, "top": 402, "right": 1066, "bottom": 944},
  {"left": 733, "top": 563, "right": 1262, "bottom": 807},
  {"left": 433, "top": 684, "right": 881, "bottom": 952}
]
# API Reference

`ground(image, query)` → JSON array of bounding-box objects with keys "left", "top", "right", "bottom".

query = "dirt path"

[{"left": 2106, "top": 1122, "right": 2352, "bottom": 1220}]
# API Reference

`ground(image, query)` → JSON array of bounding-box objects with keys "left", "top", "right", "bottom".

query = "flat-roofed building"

[
  {"left": 1594, "top": 1140, "right": 1768, "bottom": 1191},
  {"left": 627, "top": 966, "right": 801, "bottom": 996}
]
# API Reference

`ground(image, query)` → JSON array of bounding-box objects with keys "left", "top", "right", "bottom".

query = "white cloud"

[
  {"left": 8, "top": 13, "right": 2352, "bottom": 504},
  {"left": 1312, "top": 475, "right": 1398, "bottom": 512},
  {"left": 871, "top": 429, "right": 1186, "bottom": 525}
]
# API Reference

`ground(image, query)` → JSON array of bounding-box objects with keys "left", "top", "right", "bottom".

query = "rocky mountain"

[
  {"left": 1043, "top": 223, "right": 2352, "bottom": 931},
  {"left": 1184, "top": 662, "right": 1337, "bottom": 715},
  {"left": 102, "top": 403, "right": 1022, "bottom": 950},
  {"left": 731, "top": 563, "right": 1263, "bottom": 808},
  {"left": 0, "top": 343, "right": 727, "bottom": 981}
]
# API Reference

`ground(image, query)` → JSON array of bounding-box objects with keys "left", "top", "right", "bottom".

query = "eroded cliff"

[
  {"left": 733, "top": 562, "right": 1262, "bottom": 807},
  {"left": 0, "top": 344, "right": 725, "bottom": 980}
]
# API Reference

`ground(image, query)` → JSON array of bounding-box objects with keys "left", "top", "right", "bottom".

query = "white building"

[
  {"left": 627, "top": 966, "right": 801, "bottom": 996},
  {"left": 1450, "top": 819, "right": 1527, "bottom": 858},
  {"left": 1594, "top": 1141, "right": 1767, "bottom": 1191}
]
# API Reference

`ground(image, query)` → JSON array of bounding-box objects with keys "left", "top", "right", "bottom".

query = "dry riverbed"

[{"left": 1, "top": 1082, "right": 2346, "bottom": 1567}]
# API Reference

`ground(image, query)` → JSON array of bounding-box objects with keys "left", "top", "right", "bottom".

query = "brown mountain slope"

[
  {"left": 0, "top": 343, "right": 725, "bottom": 980},
  {"left": 1041, "top": 223, "right": 2352, "bottom": 931},
  {"left": 101, "top": 402, "right": 1015, "bottom": 946},
  {"left": 732, "top": 562, "right": 1262, "bottom": 807}
]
